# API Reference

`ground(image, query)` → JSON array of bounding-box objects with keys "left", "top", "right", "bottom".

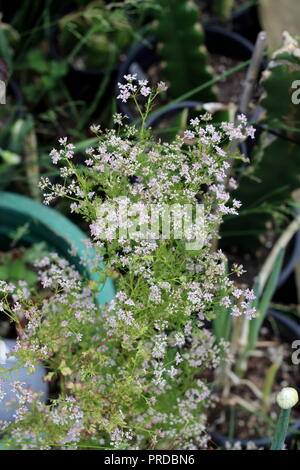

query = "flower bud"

[{"left": 276, "top": 387, "right": 299, "bottom": 409}]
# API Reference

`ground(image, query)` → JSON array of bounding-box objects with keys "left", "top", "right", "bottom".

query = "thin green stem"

[{"left": 270, "top": 408, "right": 291, "bottom": 450}]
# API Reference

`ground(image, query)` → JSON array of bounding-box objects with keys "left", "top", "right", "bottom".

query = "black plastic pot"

[
  {"left": 211, "top": 310, "right": 300, "bottom": 449},
  {"left": 47, "top": 22, "right": 118, "bottom": 104},
  {"left": 272, "top": 225, "right": 300, "bottom": 307},
  {"left": 277, "top": 229, "right": 300, "bottom": 290},
  {"left": 0, "top": 192, "right": 115, "bottom": 306},
  {"left": 117, "top": 26, "right": 255, "bottom": 122},
  {"left": 0, "top": 193, "right": 115, "bottom": 445},
  {"left": 146, "top": 100, "right": 203, "bottom": 130},
  {"left": 231, "top": 4, "right": 261, "bottom": 44},
  {"left": 7, "top": 79, "right": 24, "bottom": 119}
]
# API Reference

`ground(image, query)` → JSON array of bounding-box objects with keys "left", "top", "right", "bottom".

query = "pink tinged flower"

[
  {"left": 157, "top": 81, "right": 168, "bottom": 92},
  {"left": 229, "top": 177, "right": 238, "bottom": 190},
  {"left": 124, "top": 74, "right": 137, "bottom": 82},
  {"left": 65, "top": 150, "right": 74, "bottom": 159},
  {"left": 215, "top": 146, "right": 226, "bottom": 157},
  {"left": 193, "top": 162, "right": 202, "bottom": 170},
  {"left": 175, "top": 352, "right": 183, "bottom": 365},
  {"left": 190, "top": 117, "right": 200, "bottom": 126},
  {"left": 244, "top": 307, "right": 256, "bottom": 319},
  {"left": 232, "top": 288, "right": 243, "bottom": 298},
  {"left": 232, "top": 199, "right": 242, "bottom": 209},
  {"left": 244, "top": 288, "right": 256, "bottom": 301},
  {"left": 59, "top": 137, "right": 67, "bottom": 145},
  {"left": 220, "top": 296, "right": 231, "bottom": 308},
  {"left": 50, "top": 149, "right": 60, "bottom": 165},
  {"left": 140, "top": 86, "right": 151, "bottom": 97},
  {"left": 117, "top": 89, "right": 131, "bottom": 103},
  {"left": 138, "top": 79, "right": 148, "bottom": 86},
  {"left": 174, "top": 333, "right": 185, "bottom": 347},
  {"left": 168, "top": 366, "right": 178, "bottom": 379},
  {"left": 230, "top": 306, "right": 242, "bottom": 317},
  {"left": 247, "top": 125, "right": 256, "bottom": 139},
  {"left": 237, "top": 113, "right": 247, "bottom": 125},
  {"left": 183, "top": 130, "right": 195, "bottom": 140}
]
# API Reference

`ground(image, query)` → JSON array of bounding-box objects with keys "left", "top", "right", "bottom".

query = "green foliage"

[
  {"left": 23, "top": 48, "right": 68, "bottom": 104},
  {"left": 0, "top": 243, "right": 47, "bottom": 287},
  {"left": 0, "top": 18, "right": 19, "bottom": 69},
  {"left": 221, "top": 36, "right": 300, "bottom": 253},
  {"left": 59, "top": 2, "right": 134, "bottom": 70},
  {"left": 0, "top": 116, "right": 34, "bottom": 190},
  {"left": 247, "top": 248, "right": 285, "bottom": 354},
  {"left": 212, "top": 0, "right": 234, "bottom": 19},
  {"left": 154, "top": 0, "right": 217, "bottom": 101}
]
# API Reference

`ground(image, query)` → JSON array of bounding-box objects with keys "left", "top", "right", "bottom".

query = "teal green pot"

[
  {"left": 0, "top": 192, "right": 115, "bottom": 449},
  {"left": 0, "top": 192, "right": 115, "bottom": 305}
]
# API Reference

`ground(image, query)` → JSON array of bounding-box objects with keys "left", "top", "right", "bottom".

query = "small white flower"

[
  {"left": 276, "top": 387, "right": 299, "bottom": 409},
  {"left": 140, "top": 86, "right": 151, "bottom": 97},
  {"left": 58, "top": 137, "right": 67, "bottom": 145},
  {"left": 183, "top": 130, "right": 195, "bottom": 140},
  {"left": 157, "top": 81, "right": 168, "bottom": 92},
  {"left": 90, "top": 124, "right": 100, "bottom": 133}
]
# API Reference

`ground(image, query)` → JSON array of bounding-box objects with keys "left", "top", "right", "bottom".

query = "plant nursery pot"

[
  {"left": 210, "top": 310, "right": 300, "bottom": 449},
  {"left": 277, "top": 229, "right": 300, "bottom": 290},
  {"left": 231, "top": 4, "right": 261, "bottom": 44},
  {"left": 7, "top": 79, "right": 24, "bottom": 119},
  {"left": 0, "top": 193, "right": 114, "bottom": 443},
  {"left": 116, "top": 26, "right": 255, "bottom": 122},
  {"left": 146, "top": 100, "right": 203, "bottom": 130},
  {"left": 272, "top": 226, "right": 300, "bottom": 307},
  {"left": 0, "top": 192, "right": 115, "bottom": 305}
]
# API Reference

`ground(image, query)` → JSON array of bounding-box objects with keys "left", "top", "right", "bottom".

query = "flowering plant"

[{"left": 0, "top": 78, "right": 256, "bottom": 450}]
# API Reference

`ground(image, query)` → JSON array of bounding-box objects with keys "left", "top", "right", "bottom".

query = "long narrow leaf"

[
  {"left": 213, "top": 304, "right": 232, "bottom": 343},
  {"left": 247, "top": 247, "right": 285, "bottom": 353}
]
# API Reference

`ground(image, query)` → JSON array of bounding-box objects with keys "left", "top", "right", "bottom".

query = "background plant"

[
  {"left": 222, "top": 34, "right": 300, "bottom": 254},
  {"left": 213, "top": 214, "right": 300, "bottom": 439},
  {"left": 212, "top": 0, "right": 234, "bottom": 19},
  {"left": 154, "top": 0, "right": 217, "bottom": 102},
  {"left": 58, "top": 1, "right": 135, "bottom": 71}
]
